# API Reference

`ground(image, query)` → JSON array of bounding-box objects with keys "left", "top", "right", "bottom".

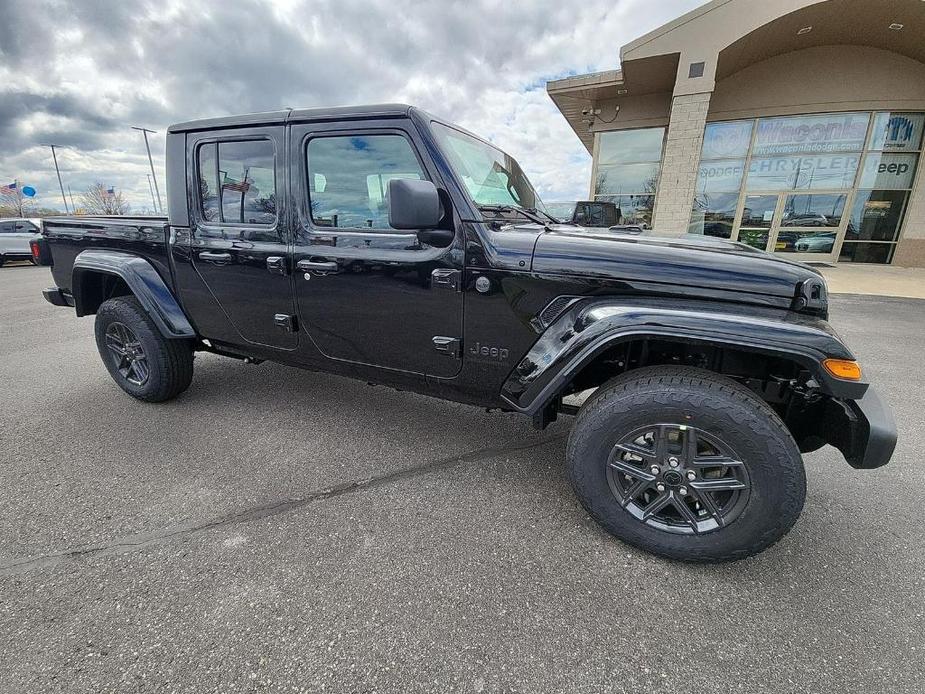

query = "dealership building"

[{"left": 547, "top": 0, "right": 925, "bottom": 266}]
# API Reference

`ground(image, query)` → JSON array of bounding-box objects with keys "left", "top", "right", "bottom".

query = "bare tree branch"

[{"left": 79, "top": 183, "right": 130, "bottom": 215}]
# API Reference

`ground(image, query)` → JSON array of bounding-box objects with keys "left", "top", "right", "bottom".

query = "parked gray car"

[{"left": 0, "top": 218, "right": 42, "bottom": 266}]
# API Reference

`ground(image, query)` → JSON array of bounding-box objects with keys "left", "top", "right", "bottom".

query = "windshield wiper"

[
  {"left": 478, "top": 204, "right": 549, "bottom": 226},
  {"left": 526, "top": 207, "right": 561, "bottom": 225}
]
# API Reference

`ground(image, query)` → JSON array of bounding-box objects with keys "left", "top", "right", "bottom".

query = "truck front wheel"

[
  {"left": 94, "top": 296, "right": 194, "bottom": 402},
  {"left": 567, "top": 366, "right": 806, "bottom": 562}
]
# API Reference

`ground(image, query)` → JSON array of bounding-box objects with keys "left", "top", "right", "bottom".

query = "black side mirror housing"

[{"left": 388, "top": 178, "right": 441, "bottom": 230}]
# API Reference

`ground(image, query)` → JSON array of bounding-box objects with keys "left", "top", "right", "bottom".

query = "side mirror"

[
  {"left": 388, "top": 178, "right": 454, "bottom": 248},
  {"left": 388, "top": 178, "right": 441, "bottom": 230}
]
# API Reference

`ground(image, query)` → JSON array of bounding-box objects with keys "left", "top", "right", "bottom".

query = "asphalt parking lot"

[{"left": 1, "top": 262, "right": 923, "bottom": 693}]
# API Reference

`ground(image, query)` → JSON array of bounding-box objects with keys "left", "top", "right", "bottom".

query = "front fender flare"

[
  {"left": 72, "top": 249, "right": 195, "bottom": 339},
  {"left": 501, "top": 299, "right": 867, "bottom": 414}
]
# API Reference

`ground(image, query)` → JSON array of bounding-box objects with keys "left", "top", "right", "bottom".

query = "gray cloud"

[{"left": 0, "top": 0, "right": 702, "bottom": 212}]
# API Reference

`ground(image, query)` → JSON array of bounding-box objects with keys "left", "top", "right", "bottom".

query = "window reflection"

[
  {"left": 307, "top": 135, "right": 425, "bottom": 229},
  {"left": 690, "top": 192, "right": 738, "bottom": 238},
  {"left": 197, "top": 139, "right": 277, "bottom": 233},
  {"left": 846, "top": 190, "right": 908, "bottom": 242},
  {"left": 594, "top": 128, "right": 664, "bottom": 214},
  {"left": 780, "top": 194, "right": 845, "bottom": 228}
]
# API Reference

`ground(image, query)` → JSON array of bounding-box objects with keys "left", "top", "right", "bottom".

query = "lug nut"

[
  {"left": 650, "top": 465, "right": 660, "bottom": 475},
  {"left": 656, "top": 483, "right": 666, "bottom": 492},
  {"left": 686, "top": 470, "right": 696, "bottom": 480},
  {"left": 679, "top": 486, "right": 688, "bottom": 496},
  {"left": 668, "top": 457, "right": 679, "bottom": 468}
]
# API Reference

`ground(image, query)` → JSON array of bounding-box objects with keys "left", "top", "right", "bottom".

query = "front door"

[
  {"left": 187, "top": 127, "right": 297, "bottom": 350},
  {"left": 289, "top": 120, "right": 463, "bottom": 377},
  {"left": 735, "top": 191, "right": 849, "bottom": 263}
]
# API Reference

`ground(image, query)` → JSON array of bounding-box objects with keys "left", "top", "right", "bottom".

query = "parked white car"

[{"left": 0, "top": 218, "right": 42, "bottom": 266}]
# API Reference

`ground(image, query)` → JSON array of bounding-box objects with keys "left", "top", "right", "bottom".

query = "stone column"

[
  {"left": 651, "top": 92, "right": 712, "bottom": 236},
  {"left": 892, "top": 158, "right": 925, "bottom": 267}
]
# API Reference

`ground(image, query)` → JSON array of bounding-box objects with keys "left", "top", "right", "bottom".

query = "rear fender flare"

[
  {"left": 501, "top": 300, "right": 867, "bottom": 414},
  {"left": 72, "top": 249, "right": 195, "bottom": 339}
]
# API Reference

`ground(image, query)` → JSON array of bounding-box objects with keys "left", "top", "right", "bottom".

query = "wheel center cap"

[{"left": 663, "top": 470, "right": 683, "bottom": 486}]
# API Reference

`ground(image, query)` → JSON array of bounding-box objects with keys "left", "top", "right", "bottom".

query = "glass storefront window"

[
  {"left": 594, "top": 128, "right": 665, "bottom": 206},
  {"left": 682, "top": 110, "right": 922, "bottom": 263},
  {"left": 846, "top": 190, "right": 909, "bottom": 242},
  {"left": 595, "top": 162, "right": 661, "bottom": 196},
  {"left": 741, "top": 195, "right": 778, "bottom": 227},
  {"left": 598, "top": 128, "right": 665, "bottom": 165},
  {"left": 839, "top": 242, "right": 895, "bottom": 264},
  {"left": 597, "top": 194, "right": 655, "bottom": 227},
  {"left": 753, "top": 113, "right": 870, "bottom": 155},
  {"left": 858, "top": 152, "right": 918, "bottom": 189},
  {"left": 746, "top": 154, "right": 860, "bottom": 191},
  {"left": 690, "top": 192, "right": 738, "bottom": 238},
  {"left": 737, "top": 229, "right": 770, "bottom": 250},
  {"left": 780, "top": 230, "right": 838, "bottom": 254},
  {"left": 701, "top": 121, "right": 753, "bottom": 160},
  {"left": 780, "top": 193, "right": 846, "bottom": 228},
  {"left": 696, "top": 160, "right": 746, "bottom": 194},
  {"left": 867, "top": 112, "right": 925, "bottom": 152}
]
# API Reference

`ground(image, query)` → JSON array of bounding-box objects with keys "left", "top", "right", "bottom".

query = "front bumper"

[
  {"left": 42, "top": 287, "right": 74, "bottom": 308},
  {"left": 824, "top": 387, "right": 897, "bottom": 469}
]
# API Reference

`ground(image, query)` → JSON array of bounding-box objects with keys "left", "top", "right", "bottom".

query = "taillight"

[{"left": 30, "top": 237, "right": 53, "bottom": 266}]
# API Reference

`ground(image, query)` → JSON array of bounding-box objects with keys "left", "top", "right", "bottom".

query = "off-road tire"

[
  {"left": 94, "top": 296, "right": 194, "bottom": 402},
  {"left": 567, "top": 366, "right": 806, "bottom": 562}
]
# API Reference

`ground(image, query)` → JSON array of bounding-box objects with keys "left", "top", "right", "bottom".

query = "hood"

[{"left": 527, "top": 225, "right": 824, "bottom": 303}]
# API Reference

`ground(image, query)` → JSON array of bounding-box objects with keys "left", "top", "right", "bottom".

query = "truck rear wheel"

[
  {"left": 94, "top": 296, "right": 194, "bottom": 402},
  {"left": 567, "top": 366, "right": 806, "bottom": 562}
]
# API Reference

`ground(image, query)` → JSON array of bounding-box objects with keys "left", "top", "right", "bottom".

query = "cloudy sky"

[{"left": 0, "top": 0, "right": 702, "bottom": 213}]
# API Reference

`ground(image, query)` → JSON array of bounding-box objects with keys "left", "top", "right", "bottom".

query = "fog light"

[{"left": 823, "top": 358, "right": 862, "bottom": 381}]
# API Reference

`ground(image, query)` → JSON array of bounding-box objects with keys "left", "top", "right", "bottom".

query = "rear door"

[
  {"left": 289, "top": 119, "right": 463, "bottom": 377},
  {"left": 186, "top": 127, "right": 297, "bottom": 349}
]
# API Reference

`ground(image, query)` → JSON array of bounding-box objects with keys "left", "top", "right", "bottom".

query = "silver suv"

[{"left": 0, "top": 218, "right": 41, "bottom": 266}]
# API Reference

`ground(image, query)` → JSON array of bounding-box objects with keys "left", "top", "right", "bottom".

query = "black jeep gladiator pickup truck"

[{"left": 33, "top": 104, "right": 896, "bottom": 562}]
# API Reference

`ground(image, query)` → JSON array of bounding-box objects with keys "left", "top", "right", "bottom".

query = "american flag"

[
  {"left": 222, "top": 174, "right": 251, "bottom": 193},
  {"left": 1, "top": 181, "right": 17, "bottom": 193}
]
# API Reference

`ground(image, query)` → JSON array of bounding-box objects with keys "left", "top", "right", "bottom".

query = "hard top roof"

[{"left": 167, "top": 103, "right": 415, "bottom": 134}]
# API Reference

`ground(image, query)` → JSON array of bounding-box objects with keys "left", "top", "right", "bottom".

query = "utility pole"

[
  {"left": 67, "top": 185, "right": 76, "bottom": 212},
  {"left": 145, "top": 174, "right": 158, "bottom": 213},
  {"left": 42, "top": 144, "right": 69, "bottom": 213},
  {"left": 132, "top": 126, "right": 163, "bottom": 213}
]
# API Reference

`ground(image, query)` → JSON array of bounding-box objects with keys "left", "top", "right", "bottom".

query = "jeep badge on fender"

[{"left": 35, "top": 104, "right": 897, "bottom": 562}]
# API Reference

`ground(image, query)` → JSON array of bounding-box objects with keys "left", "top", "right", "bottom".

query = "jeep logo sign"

[{"left": 860, "top": 153, "right": 918, "bottom": 189}]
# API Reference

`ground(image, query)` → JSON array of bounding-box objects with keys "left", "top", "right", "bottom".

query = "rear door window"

[{"left": 197, "top": 139, "right": 276, "bottom": 225}]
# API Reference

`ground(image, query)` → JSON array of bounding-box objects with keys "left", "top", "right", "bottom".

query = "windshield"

[
  {"left": 432, "top": 122, "right": 545, "bottom": 212},
  {"left": 545, "top": 202, "right": 577, "bottom": 222}
]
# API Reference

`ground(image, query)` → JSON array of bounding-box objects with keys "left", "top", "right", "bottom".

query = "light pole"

[
  {"left": 132, "top": 126, "right": 163, "bottom": 213},
  {"left": 146, "top": 174, "right": 158, "bottom": 213},
  {"left": 41, "top": 143, "right": 69, "bottom": 213}
]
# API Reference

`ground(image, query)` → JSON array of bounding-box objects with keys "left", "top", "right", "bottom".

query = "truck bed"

[{"left": 42, "top": 216, "right": 172, "bottom": 295}]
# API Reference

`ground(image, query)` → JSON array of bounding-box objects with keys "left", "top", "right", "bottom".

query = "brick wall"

[{"left": 651, "top": 92, "right": 712, "bottom": 236}]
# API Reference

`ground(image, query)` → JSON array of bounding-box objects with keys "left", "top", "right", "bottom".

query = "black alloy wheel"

[
  {"left": 606, "top": 424, "right": 750, "bottom": 535},
  {"left": 104, "top": 321, "right": 150, "bottom": 386}
]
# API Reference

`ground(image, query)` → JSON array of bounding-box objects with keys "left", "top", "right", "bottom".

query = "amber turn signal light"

[{"left": 823, "top": 358, "right": 862, "bottom": 381}]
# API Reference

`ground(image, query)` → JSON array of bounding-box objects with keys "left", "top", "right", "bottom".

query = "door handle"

[
  {"left": 266, "top": 256, "right": 288, "bottom": 275},
  {"left": 296, "top": 259, "right": 338, "bottom": 273},
  {"left": 198, "top": 251, "right": 232, "bottom": 264}
]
